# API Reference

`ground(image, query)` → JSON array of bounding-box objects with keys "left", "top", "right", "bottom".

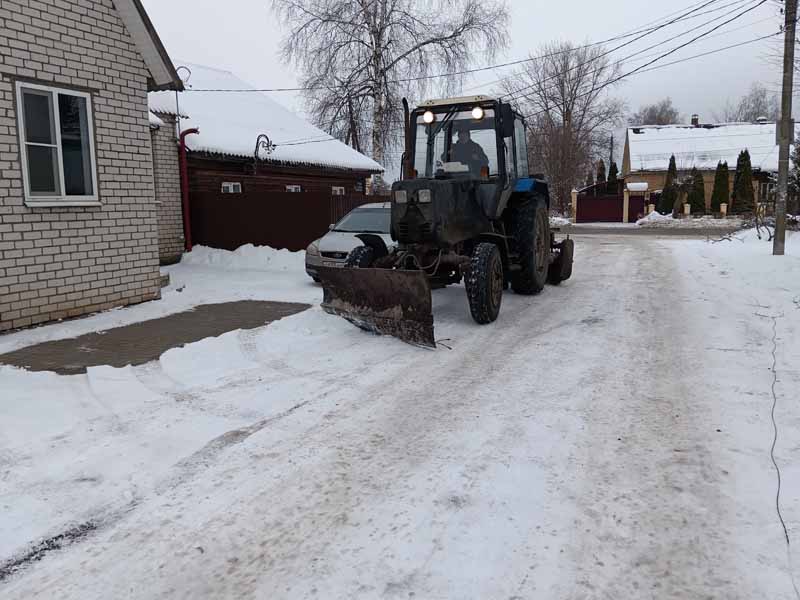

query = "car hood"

[{"left": 318, "top": 231, "right": 395, "bottom": 253}]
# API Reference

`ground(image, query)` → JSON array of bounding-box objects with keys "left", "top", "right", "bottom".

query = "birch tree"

[
  {"left": 272, "top": 0, "right": 509, "bottom": 182},
  {"left": 499, "top": 42, "right": 625, "bottom": 213}
]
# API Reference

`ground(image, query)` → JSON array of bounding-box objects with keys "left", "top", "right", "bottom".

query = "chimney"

[{"left": 691, "top": 114, "right": 700, "bottom": 127}]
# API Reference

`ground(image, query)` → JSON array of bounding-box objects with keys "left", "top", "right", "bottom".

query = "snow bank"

[
  {"left": 637, "top": 212, "right": 743, "bottom": 229},
  {"left": 181, "top": 244, "right": 304, "bottom": 272},
  {"left": 636, "top": 210, "right": 675, "bottom": 225},
  {"left": 549, "top": 216, "right": 571, "bottom": 228}
]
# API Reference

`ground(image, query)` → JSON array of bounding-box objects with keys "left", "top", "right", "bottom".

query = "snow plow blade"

[{"left": 319, "top": 267, "right": 435, "bottom": 348}]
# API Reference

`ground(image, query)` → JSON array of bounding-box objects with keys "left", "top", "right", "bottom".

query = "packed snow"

[
  {"left": 2, "top": 232, "right": 800, "bottom": 598},
  {"left": 148, "top": 62, "right": 383, "bottom": 173}
]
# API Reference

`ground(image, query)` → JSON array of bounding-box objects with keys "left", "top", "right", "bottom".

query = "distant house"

[
  {"left": 0, "top": 0, "right": 182, "bottom": 332},
  {"left": 147, "top": 62, "right": 383, "bottom": 257},
  {"left": 622, "top": 115, "right": 796, "bottom": 211}
]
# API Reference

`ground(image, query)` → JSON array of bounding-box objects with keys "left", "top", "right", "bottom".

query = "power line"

[
  {"left": 276, "top": 30, "right": 778, "bottom": 149},
  {"left": 462, "top": 11, "right": 777, "bottom": 94},
  {"left": 503, "top": 0, "right": 763, "bottom": 103},
  {"left": 186, "top": 0, "right": 732, "bottom": 94},
  {"left": 520, "top": 0, "right": 769, "bottom": 120}
]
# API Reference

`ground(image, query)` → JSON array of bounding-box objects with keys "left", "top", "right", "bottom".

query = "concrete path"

[{"left": 0, "top": 300, "right": 309, "bottom": 375}]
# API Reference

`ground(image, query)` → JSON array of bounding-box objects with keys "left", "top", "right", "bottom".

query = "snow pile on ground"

[
  {"left": 636, "top": 211, "right": 743, "bottom": 229},
  {"left": 636, "top": 210, "right": 675, "bottom": 225},
  {"left": 549, "top": 216, "right": 571, "bottom": 227},
  {"left": 181, "top": 244, "right": 303, "bottom": 272}
]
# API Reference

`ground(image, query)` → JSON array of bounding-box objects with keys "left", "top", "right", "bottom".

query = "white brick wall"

[
  {"left": 0, "top": 0, "right": 161, "bottom": 332},
  {"left": 150, "top": 114, "right": 183, "bottom": 264}
]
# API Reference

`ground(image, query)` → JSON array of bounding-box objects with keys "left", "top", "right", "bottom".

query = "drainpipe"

[{"left": 179, "top": 128, "right": 199, "bottom": 251}]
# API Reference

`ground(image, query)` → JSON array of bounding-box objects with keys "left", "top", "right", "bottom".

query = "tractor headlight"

[
  {"left": 422, "top": 110, "right": 435, "bottom": 124},
  {"left": 394, "top": 190, "right": 407, "bottom": 204},
  {"left": 471, "top": 106, "right": 485, "bottom": 120},
  {"left": 418, "top": 189, "right": 432, "bottom": 203}
]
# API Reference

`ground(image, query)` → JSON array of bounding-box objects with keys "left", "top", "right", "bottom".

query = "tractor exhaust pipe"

[{"left": 402, "top": 98, "right": 414, "bottom": 180}]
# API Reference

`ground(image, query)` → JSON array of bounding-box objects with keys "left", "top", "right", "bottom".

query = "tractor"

[{"left": 317, "top": 95, "right": 574, "bottom": 347}]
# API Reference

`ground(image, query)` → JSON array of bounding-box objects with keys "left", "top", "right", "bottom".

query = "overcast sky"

[{"left": 142, "top": 0, "right": 784, "bottom": 126}]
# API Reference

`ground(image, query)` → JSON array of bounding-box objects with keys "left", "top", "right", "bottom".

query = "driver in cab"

[{"left": 446, "top": 123, "right": 489, "bottom": 176}]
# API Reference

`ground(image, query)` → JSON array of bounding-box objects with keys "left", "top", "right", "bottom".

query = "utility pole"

[
  {"left": 774, "top": 0, "right": 797, "bottom": 255},
  {"left": 609, "top": 134, "right": 614, "bottom": 168}
]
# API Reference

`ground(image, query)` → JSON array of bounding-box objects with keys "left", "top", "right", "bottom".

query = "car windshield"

[
  {"left": 333, "top": 207, "right": 390, "bottom": 233},
  {"left": 413, "top": 108, "right": 498, "bottom": 178}
]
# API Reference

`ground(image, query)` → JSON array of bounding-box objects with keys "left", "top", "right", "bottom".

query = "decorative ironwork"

[{"left": 252, "top": 134, "right": 275, "bottom": 174}]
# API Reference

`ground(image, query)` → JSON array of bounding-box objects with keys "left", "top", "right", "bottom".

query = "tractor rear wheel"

[
  {"left": 465, "top": 242, "right": 503, "bottom": 324},
  {"left": 547, "top": 238, "right": 574, "bottom": 285},
  {"left": 344, "top": 245, "right": 374, "bottom": 268},
  {"left": 511, "top": 196, "right": 550, "bottom": 295}
]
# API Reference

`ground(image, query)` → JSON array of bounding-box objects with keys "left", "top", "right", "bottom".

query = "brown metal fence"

[{"left": 190, "top": 192, "right": 382, "bottom": 252}]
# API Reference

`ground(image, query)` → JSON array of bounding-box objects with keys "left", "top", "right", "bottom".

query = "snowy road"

[{"left": 2, "top": 233, "right": 799, "bottom": 598}]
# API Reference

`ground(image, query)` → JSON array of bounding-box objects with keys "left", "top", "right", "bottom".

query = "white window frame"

[
  {"left": 331, "top": 186, "right": 345, "bottom": 196},
  {"left": 16, "top": 81, "right": 99, "bottom": 207},
  {"left": 221, "top": 181, "right": 242, "bottom": 194},
  {"left": 285, "top": 184, "right": 302, "bottom": 193}
]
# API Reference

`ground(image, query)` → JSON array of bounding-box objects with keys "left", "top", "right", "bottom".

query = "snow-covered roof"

[
  {"left": 148, "top": 62, "right": 383, "bottom": 173},
  {"left": 626, "top": 182, "right": 648, "bottom": 192},
  {"left": 148, "top": 111, "right": 164, "bottom": 129},
  {"left": 626, "top": 122, "right": 798, "bottom": 173}
]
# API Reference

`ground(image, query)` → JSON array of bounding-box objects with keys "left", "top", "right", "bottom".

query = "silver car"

[{"left": 305, "top": 202, "right": 393, "bottom": 281}]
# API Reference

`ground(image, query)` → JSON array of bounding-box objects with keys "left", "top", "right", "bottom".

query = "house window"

[
  {"left": 759, "top": 182, "right": 776, "bottom": 201},
  {"left": 16, "top": 81, "right": 98, "bottom": 206},
  {"left": 285, "top": 185, "right": 302, "bottom": 193},
  {"left": 332, "top": 186, "right": 345, "bottom": 196},
  {"left": 221, "top": 182, "right": 242, "bottom": 194}
]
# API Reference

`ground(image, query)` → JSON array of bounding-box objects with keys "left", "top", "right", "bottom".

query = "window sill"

[{"left": 24, "top": 199, "right": 102, "bottom": 208}]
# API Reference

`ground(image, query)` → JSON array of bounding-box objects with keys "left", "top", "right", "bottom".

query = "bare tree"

[
  {"left": 499, "top": 42, "right": 625, "bottom": 213},
  {"left": 630, "top": 97, "right": 681, "bottom": 125},
  {"left": 714, "top": 82, "right": 780, "bottom": 122},
  {"left": 272, "top": 0, "right": 509, "bottom": 181}
]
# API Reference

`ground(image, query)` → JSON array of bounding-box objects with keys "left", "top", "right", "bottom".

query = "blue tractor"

[{"left": 319, "top": 95, "right": 574, "bottom": 347}]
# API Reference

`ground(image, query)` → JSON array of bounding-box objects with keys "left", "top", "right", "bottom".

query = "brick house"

[
  {"left": 0, "top": 0, "right": 182, "bottom": 332},
  {"left": 149, "top": 111, "right": 183, "bottom": 264},
  {"left": 147, "top": 62, "right": 382, "bottom": 255},
  {"left": 622, "top": 116, "right": 797, "bottom": 211}
]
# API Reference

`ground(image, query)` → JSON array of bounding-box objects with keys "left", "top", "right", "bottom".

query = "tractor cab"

[
  {"left": 407, "top": 95, "right": 529, "bottom": 186},
  {"left": 393, "top": 96, "right": 533, "bottom": 246}
]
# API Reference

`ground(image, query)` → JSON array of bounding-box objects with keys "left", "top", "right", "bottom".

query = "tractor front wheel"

[
  {"left": 465, "top": 242, "right": 503, "bottom": 324},
  {"left": 511, "top": 196, "right": 550, "bottom": 295}
]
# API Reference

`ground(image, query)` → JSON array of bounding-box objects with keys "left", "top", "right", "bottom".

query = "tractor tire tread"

[
  {"left": 465, "top": 242, "right": 503, "bottom": 324},
  {"left": 511, "top": 195, "right": 549, "bottom": 295}
]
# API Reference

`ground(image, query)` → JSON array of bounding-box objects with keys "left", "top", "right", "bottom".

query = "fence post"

[
  {"left": 622, "top": 189, "right": 630, "bottom": 223},
  {"left": 571, "top": 189, "right": 578, "bottom": 220}
]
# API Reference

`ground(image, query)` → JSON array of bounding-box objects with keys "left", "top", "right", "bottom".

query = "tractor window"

[
  {"left": 504, "top": 134, "right": 515, "bottom": 180},
  {"left": 514, "top": 119, "right": 529, "bottom": 178},
  {"left": 413, "top": 108, "right": 498, "bottom": 178}
]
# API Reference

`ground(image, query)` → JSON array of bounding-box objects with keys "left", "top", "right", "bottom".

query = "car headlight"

[
  {"left": 306, "top": 240, "right": 320, "bottom": 256},
  {"left": 394, "top": 190, "right": 407, "bottom": 204},
  {"left": 418, "top": 189, "right": 432, "bottom": 203}
]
